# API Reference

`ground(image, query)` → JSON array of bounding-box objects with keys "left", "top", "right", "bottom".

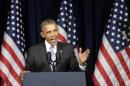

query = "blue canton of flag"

[
  {"left": 57, "top": 0, "right": 78, "bottom": 47},
  {"left": 105, "top": 0, "right": 130, "bottom": 52},
  {"left": 6, "top": 0, "right": 25, "bottom": 54},
  {"left": 0, "top": 0, "right": 25, "bottom": 86}
]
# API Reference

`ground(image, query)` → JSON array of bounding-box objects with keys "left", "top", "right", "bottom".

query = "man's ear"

[{"left": 40, "top": 32, "right": 44, "bottom": 38}]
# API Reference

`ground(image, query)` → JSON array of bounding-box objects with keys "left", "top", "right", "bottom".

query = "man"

[{"left": 20, "top": 19, "right": 90, "bottom": 78}]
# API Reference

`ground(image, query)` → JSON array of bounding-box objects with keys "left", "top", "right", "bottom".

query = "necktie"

[{"left": 50, "top": 46, "right": 56, "bottom": 72}]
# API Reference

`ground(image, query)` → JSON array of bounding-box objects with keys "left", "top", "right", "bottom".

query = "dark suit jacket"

[{"left": 25, "top": 41, "right": 81, "bottom": 72}]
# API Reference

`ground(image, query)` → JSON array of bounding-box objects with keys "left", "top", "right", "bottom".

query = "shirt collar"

[{"left": 45, "top": 40, "right": 57, "bottom": 52}]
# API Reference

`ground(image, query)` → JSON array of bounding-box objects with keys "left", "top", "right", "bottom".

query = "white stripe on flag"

[{"left": 121, "top": 50, "right": 130, "bottom": 71}]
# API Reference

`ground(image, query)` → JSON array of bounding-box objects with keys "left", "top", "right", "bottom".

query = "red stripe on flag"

[
  {"left": 100, "top": 43, "right": 125, "bottom": 85},
  {"left": 3, "top": 40, "right": 24, "bottom": 69},
  {"left": 93, "top": 74, "right": 100, "bottom": 86},
  {"left": 117, "top": 52, "right": 130, "bottom": 79},
  {"left": 57, "top": 33, "right": 67, "bottom": 43},
  {"left": 0, "top": 70, "right": 12, "bottom": 86},
  {"left": 0, "top": 53, "right": 21, "bottom": 85},
  {"left": 125, "top": 47, "right": 130, "bottom": 59},
  {"left": 96, "top": 58, "right": 113, "bottom": 85}
]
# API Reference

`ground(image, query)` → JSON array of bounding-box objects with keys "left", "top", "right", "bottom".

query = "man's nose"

[{"left": 51, "top": 31, "right": 55, "bottom": 36}]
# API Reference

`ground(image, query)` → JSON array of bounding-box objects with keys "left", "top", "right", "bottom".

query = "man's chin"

[{"left": 51, "top": 41, "right": 57, "bottom": 46}]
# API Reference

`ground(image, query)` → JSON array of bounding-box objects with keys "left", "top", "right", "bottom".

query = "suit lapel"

[{"left": 41, "top": 42, "right": 52, "bottom": 71}]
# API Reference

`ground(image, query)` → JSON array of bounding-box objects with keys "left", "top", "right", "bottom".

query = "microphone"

[
  {"left": 46, "top": 52, "right": 56, "bottom": 72},
  {"left": 56, "top": 51, "right": 62, "bottom": 65},
  {"left": 47, "top": 52, "right": 51, "bottom": 64}
]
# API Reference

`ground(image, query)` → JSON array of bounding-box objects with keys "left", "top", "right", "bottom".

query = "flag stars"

[
  {"left": 118, "top": 22, "right": 121, "bottom": 26},
  {"left": 117, "top": 34, "right": 121, "bottom": 38},
  {"left": 120, "top": 10, "right": 123, "bottom": 14},
  {"left": 106, "top": 25, "right": 110, "bottom": 28},
  {"left": 61, "top": 18, "right": 65, "bottom": 21},
  {"left": 69, "top": 10, "right": 72, "bottom": 13},
  {"left": 112, "top": 26, "right": 116, "bottom": 30},
  {"left": 68, "top": 28, "right": 71, "bottom": 31},
  {"left": 73, "top": 35, "right": 76, "bottom": 39},
  {"left": 70, "top": 4, "right": 72, "bottom": 7},
  {"left": 11, "top": 21, "right": 15, "bottom": 25},
  {"left": 17, "top": 23, "right": 20, "bottom": 27},
  {"left": 11, "top": 10, "right": 14, "bottom": 14},
  {"left": 117, "top": 29, "right": 121, "bottom": 32},
  {"left": 16, "top": 0, "right": 19, "bottom": 4},
  {"left": 116, "top": 40, "right": 120, "bottom": 44},
  {"left": 120, "top": 4, "right": 124, "bottom": 8},
  {"left": 16, "top": 17, "right": 19, "bottom": 21},
  {"left": 111, "top": 32, "right": 115, "bottom": 36},
  {"left": 7, "top": 21, "right": 9, "bottom": 25},
  {"left": 122, "top": 42, "right": 125, "bottom": 46},
  {"left": 68, "top": 34, "right": 71, "bottom": 37},
  {"left": 124, "top": 18, "right": 128, "bottom": 22},
  {"left": 16, "top": 6, "right": 19, "bottom": 9},
  {"left": 121, "top": 0, "right": 124, "bottom": 2},
  {"left": 17, "top": 29, "right": 20, "bottom": 33},
  {"left": 63, "top": 1, "right": 67, "bottom": 4},
  {"left": 115, "top": 46, "right": 119, "bottom": 50},
  {"left": 11, "top": 16, "right": 15, "bottom": 19},
  {"left": 11, "top": 5, "right": 14, "bottom": 8},
  {"left": 16, "top": 12, "right": 19, "bottom": 15},
  {"left": 60, "top": 12, "right": 64, "bottom": 16},
  {"left": 7, "top": 27, "right": 10, "bottom": 30},
  {"left": 119, "top": 16, "right": 122, "bottom": 20},
  {"left": 73, "top": 29, "right": 76, "bottom": 33},
  {"left": 68, "top": 40, "right": 70, "bottom": 43},
  {"left": 63, "top": 24, "right": 66, "bottom": 27},
  {"left": 65, "top": 7, "right": 67, "bottom": 10},
  {"left": 114, "top": 8, "right": 118, "bottom": 12},
  {"left": 17, "top": 35, "right": 20, "bottom": 38},
  {"left": 112, "top": 20, "right": 116, "bottom": 24},
  {"left": 106, "top": 31, "right": 109, "bottom": 34},
  {"left": 111, "top": 39, "right": 114, "bottom": 42},
  {"left": 60, "top": 7, "right": 63, "bottom": 10},
  {"left": 113, "top": 14, "right": 117, "bottom": 18},
  {"left": 12, "top": 27, "right": 15, "bottom": 31},
  {"left": 17, "top": 41, "right": 20, "bottom": 44},
  {"left": 12, "top": 33, "right": 15, "bottom": 37},
  {"left": 73, "top": 42, "right": 76, "bottom": 45},
  {"left": 115, "top": 3, "right": 118, "bottom": 6},
  {"left": 125, "top": 13, "right": 128, "bottom": 16},
  {"left": 73, "top": 23, "right": 76, "bottom": 27}
]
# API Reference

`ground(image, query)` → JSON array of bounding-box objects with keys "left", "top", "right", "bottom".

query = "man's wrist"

[{"left": 80, "top": 62, "right": 87, "bottom": 66}]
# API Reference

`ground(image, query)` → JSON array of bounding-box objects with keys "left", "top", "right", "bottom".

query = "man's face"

[{"left": 41, "top": 23, "right": 59, "bottom": 46}]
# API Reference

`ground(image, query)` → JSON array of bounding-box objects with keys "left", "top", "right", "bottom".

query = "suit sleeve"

[
  {"left": 25, "top": 48, "right": 35, "bottom": 72},
  {"left": 69, "top": 46, "right": 82, "bottom": 72}
]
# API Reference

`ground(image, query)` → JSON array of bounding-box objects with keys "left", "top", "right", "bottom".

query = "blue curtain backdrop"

[{"left": 0, "top": 0, "right": 130, "bottom": 85}]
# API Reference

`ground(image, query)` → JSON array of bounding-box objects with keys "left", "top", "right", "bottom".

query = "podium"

[{"left": 22, "top": 72, "right": 86, "bottom": 86}]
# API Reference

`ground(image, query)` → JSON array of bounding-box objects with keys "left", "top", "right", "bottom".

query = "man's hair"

[{"left": 40, "top": 19, "right": 58, "bottom": 31}]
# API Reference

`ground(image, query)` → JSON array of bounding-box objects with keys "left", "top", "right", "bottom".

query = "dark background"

[{"left": 0, "top": 0, "right": 130, "bottom": 85}]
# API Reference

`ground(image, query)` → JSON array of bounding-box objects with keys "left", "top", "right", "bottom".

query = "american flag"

[
  {"left": 0, "top": 0, "right": 25, "bottom": 86},
  {"left": 57, "top": 0, "right": 79, "bottom": 57},
  {"left": 93, "top": 0, "right": 130, "bottom": 85}
]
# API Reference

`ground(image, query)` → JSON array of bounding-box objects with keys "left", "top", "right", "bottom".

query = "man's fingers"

[{"left": 20, "top": 71, "right": 30, "bottom": 80}]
